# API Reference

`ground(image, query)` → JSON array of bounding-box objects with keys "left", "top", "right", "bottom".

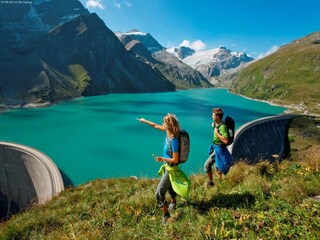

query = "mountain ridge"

[
  {"left": 116, "top": 30, "right": 213, "bottom": 89},
  {"left": 230, "top": 31, "right": 320, "bottom": 114},
  {"left": 176, "top": 46, "right": 254, "bottom": 85},
  {"left": 0, "top": 10, "right": 175, "bottom": 107}
]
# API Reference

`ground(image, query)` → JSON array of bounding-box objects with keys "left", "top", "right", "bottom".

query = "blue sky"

[{"left": 80, "top": 0, "right": 320, "bottom": 59}]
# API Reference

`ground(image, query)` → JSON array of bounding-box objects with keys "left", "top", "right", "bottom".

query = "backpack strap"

[
  {"left": 213, "top": 122, "right": 226, "bottom": 133},
  {"left": 166, "top": 137, "right": 173, "bottom": 157},
  {"left": 213, "top": 122, "right": 227, "bottom": 147},
  {"left": 167, "top": 136, "right": 182, "bottom": 165}
]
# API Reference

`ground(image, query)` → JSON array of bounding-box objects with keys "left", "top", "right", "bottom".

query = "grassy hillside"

[
  {"left": 0, "top": 117, "right": 319, "bottom": 239},
  {"left": 231, "top": 32, "right": 320, "bottom": 114}
]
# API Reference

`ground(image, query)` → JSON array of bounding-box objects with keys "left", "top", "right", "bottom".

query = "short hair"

[
  {"left": 163, "top": 113, "right": 180, "bottom": 137},
  {"left": 212, "top": 108, "right": 224, "bottom": 118}
]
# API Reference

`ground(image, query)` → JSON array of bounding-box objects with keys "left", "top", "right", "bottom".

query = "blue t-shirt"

[{"left": 163, "top": 137, "right": 179, "bottom": 158}]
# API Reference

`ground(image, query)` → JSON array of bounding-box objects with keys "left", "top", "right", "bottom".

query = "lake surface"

[{"left": 0, "top": 89, "right": 286, "bottom": 186}]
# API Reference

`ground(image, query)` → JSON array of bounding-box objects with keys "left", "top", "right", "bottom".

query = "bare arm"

[
  {"left": 137, "top": 118, "right": 165, "bottom": 131},
  {"left": 154, "top": 152, "right": 179, "bottom": 164}
]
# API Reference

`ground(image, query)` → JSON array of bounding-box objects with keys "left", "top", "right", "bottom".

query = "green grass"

[
  {"left": 68, "top": 64, "right": 91, "bottom": 93},
  {"left": 27, "top": 64, "right": 83, "bottom": 103},
  {"left": 231, "top": 32, "right": 320, "bottom": 115},
  {"left": 0, "top": 117, "right": 320, "bottom": 239}
]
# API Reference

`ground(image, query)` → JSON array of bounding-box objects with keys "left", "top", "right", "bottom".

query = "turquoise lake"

[{"left": 0, "top": 89, "right": 286, "bottom": 186}]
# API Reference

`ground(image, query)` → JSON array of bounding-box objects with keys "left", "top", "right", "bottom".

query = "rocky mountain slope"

[
  {"left": 0, "top": 0, "right": 89, "bottom": 46},
  {"left": 167, "top": 46, "right": 254, "bottom": 85},
  {"left": 116, "top": 30, "right": 212, "bottom": 89},
  {"left": 167, "top": 46, "right": 195, "bottom": 59},
  {"left": 230, "top": 32, "right": 320, "bottom": 114},
  {"left": 116, "top": 30, "right": 165, "bottom": 53},
  {"left": 0, "top": 1, "right": 175, "bottom": 107}
]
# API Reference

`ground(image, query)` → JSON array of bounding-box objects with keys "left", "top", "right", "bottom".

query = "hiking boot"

[
  {"left": 162, "top": 212, "right": 171, "bottom": 225},
  {"left": 168, "top": 202, "right": 176, "bottom": 211},
  {"left": 206, "top": 181, "right": 214, "bottom": 188}
]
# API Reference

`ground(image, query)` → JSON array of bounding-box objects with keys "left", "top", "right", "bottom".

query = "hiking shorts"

[
  {"left": 155, "top": 170, "right": 177, "bottom": 207},
  {"left": 204, "top": 153, "right": 215, "bottom": 172}
]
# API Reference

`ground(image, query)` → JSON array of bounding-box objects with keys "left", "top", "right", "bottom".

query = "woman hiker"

[{"left": 137, "top": 113, "right": 191, "bottom": 224}]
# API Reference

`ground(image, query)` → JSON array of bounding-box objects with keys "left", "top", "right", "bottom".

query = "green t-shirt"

[{"left": 213, "top": 122, "right": 228, "bottom": 145}]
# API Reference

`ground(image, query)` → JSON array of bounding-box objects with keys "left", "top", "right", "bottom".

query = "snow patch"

[
  {"left": 231, "top": 51, "right": 245, "bottom": 57},
  {"left": 126, "top": 30, "right": 147, "bottom": 36},
  {"left": 183, "top": 48, "right": 221, "bottom": 67},
  {"left": 61, "top": 14, "right": 81, "bottom": 22},
  {"left": 166, "top": 48, "right": 179, "bottom": 58}
]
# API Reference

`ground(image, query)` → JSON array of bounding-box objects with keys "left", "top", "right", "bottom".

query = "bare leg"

[
  {"left": 161, "top": 204, "right": 171, "bottom": 224},
  {"left": 207, "top": 170, "right": 213, "bottom": 182},
  {"left": 161, "top": 204, "right": 169, "bottom": 215},
  {"left": 217, "top": 169, "right": 222, "bottom": 180},
  {"left": 206, "top": 170, "right": 214, "bottom": 187}
]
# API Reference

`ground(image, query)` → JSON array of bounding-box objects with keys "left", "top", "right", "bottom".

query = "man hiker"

[{"left": 204, "top": 108, "right": 233, "bottom": 187}]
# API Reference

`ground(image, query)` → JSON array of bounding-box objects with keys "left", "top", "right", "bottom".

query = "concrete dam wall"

[
  {"left": 0, "top": 141, "right": 64, "bottom": 219},
  {"left": 231, "top": 114, "right": 299, "bottom": 164}
]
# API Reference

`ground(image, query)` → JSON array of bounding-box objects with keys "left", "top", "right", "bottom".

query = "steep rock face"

[
  {"left": 116, "top": 33, "right": 158, "bottom": 64},
  {"left": 166, "top": 46, "right": 195, "bottom": 59},
  {"left": 152, "top": 50, "right": 212, "bottom": 88},
  {"left": 118, "top": 30, "right": 165, "bottom": 53},
  {"left": 0, "top": 0, "right": 89, "bottom": 45},
  {"left": 0, "top": 0, "right": 90, "bottom": 105},
  {"left": 41, "top": 14, "right": 175, "bottom": 95},
  {"left": 116, "top": 31, "right": 212, "bottom": 89},
  {"left": 0, "top": 0, "right": 90, "bottom": 27},
  {"left": 31, "top": 0, "right": 90, "bottom": 28},
  {"left": 0, "top": 13, "right": 175, "bottom": 106}
]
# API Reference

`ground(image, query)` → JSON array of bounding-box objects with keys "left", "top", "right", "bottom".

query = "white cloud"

[
  {"left": 179, "top": 40, "right": 207, "bottom": 51},
  {"left": 125, "top": 1, "right": 132, "bottom": 7},
  {"left": 257, "top": 45, "right": 279, "bottom": 59},
  {"left": 113, "top": 0, "right": 121, "bottom": 9},
  {"left": 86, "top": 0, "right": 105, "bottom": 9}
]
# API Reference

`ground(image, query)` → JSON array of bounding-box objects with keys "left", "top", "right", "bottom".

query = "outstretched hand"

[
  {"left": 136, "top": 118, "right": 146, "bottom": 123},
  {"left": 137, "top": 118, "right": 164, "bottom": 131}
]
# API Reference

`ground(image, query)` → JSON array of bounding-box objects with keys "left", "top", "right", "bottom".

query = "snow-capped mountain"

[
  {"left": 116, "top": 30, "right": 212, "bottom": 89},
  {"left": 167, "top": 46, "right": 254, "bottom": 85}
]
